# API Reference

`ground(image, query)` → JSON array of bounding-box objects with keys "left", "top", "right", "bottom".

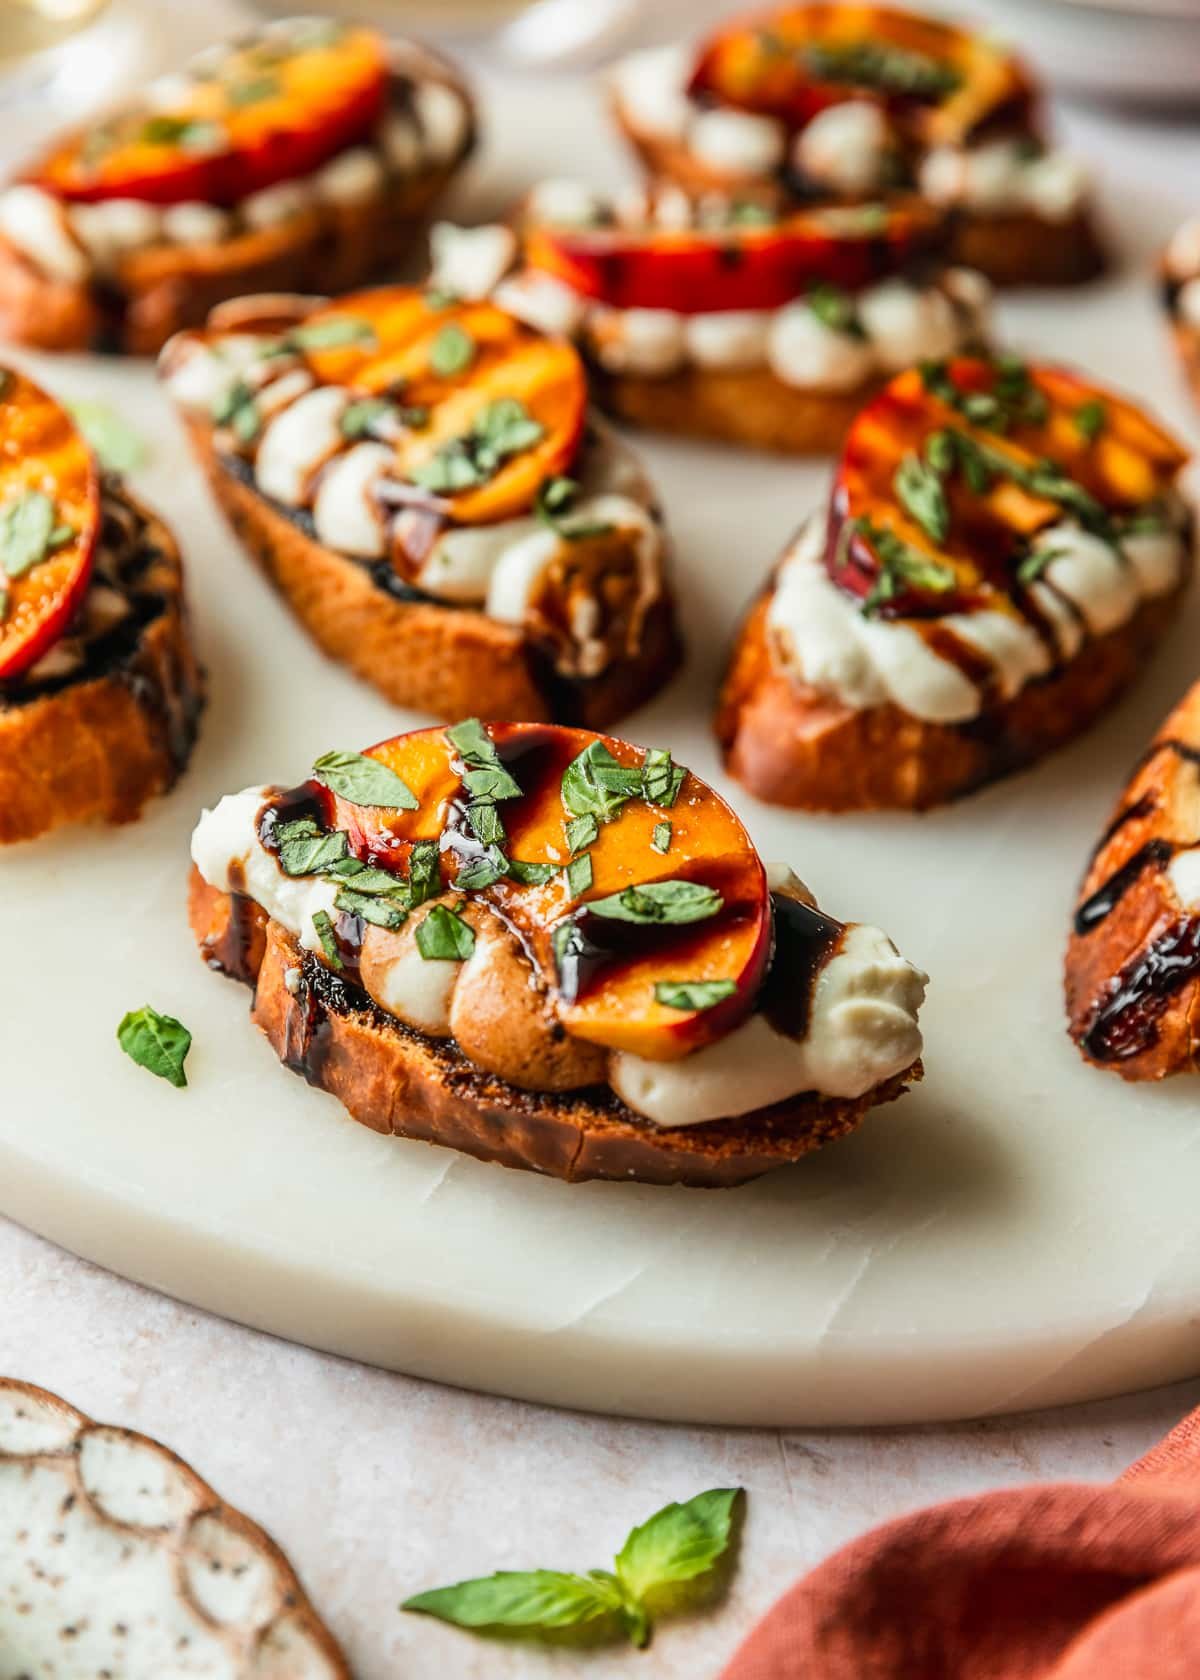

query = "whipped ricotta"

[
  {"left": 919, "top": 141, "right": 1090, "bottom": 223},
  {"left": 767, "top": 511, "right": 1190, "bottom": 725},
  {"left": 792, "top": 101, "right": 893, "bottom": 197},
  {"left": 190, "top": 798, "right": 925, "bottom": 1122}
]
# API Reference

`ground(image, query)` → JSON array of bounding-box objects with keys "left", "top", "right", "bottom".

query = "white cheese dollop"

[
  {"left": 684, "top": 309, "right": 771, "bottom": 371},
  {"left": 857, "top": 279, "right": 961, "bottom": 370},
  {"left": 794, "top": 102, "right": 892, "bottom": 196},
  {"left": 313, "top": 146, "right": 386, "bottom": 208},
  {"left": 191, "top": 788, "right": 338, "bottom": 956},
  {"left": 160, "top": 201, "right": 233, "bottom": 247},
  {"left": 242, "top": 181, "right": 312, "bottom": 231},
  {"left": 0, "top": 185, "right": 88, "bottom": 282},
  {"left": 589, "top": 307, "right": 686, "bottom": 377},
  {"left": 413, "top": 80, "right": 469, "bottom": 164},
  {"left": 920, "top": 140, "right": 1089, "bottom": 222},
  {"left": 70, "top": 198, "right": 162, "bottom": 269},
  {"left": 312, "top": 441, "right": 393, "bottom": 558},
  {"left": 255, "top": 386, "right": 348, "bottom": 507},
  {"left": 429, "top": 221, "right": 518, "bottom": 301},
  {"left": 493, "top": 270, "right": 589, "bottom": 339},
  {"left": 767, "top": 302, "right": 878, "bottom": 391},
  {"left": 526, "top": 179, "right": 607, "bottom": 228},
  {"left": 689, "top": 108, "right": 785, "bottom": 176}
]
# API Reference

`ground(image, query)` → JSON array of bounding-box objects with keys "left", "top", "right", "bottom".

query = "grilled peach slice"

[
  {"left": 34, "top": 24, "right": 387, "bottom": 208},
  {"left": 280, "top": 721, "right": 772, "bottom": 1061},
  {"left": 524, "top": 196, "right": 941, "bottom": 314},
  {"left": 0, "top": 366, "right": 98, "bottom": 680}
]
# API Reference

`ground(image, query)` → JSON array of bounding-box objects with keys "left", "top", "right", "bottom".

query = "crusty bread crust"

[
  {"left": 594, "top": 362, "right": 885, "bottom": 455},
  {"left": 0, "top": 161, "right": 462, "bottom": 356},
  {"left": 0, "top": 489, "right": 203, "bottom": 844},
  {"left": 184, "top": 416, "right": 681, "bottom": 727},
  {"left": 189, "top": 869, "right": 919, "bottom": 1188},
  {"left": 1065, "top": 681, "right": 1200, "bottom": 1081},
  {"left": 717, "top": 580, "right": 1190, "bottom": 812}
]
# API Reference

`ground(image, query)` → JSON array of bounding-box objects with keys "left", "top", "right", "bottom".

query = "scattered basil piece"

[
  {"left": 652, "top": 821, "right": 672, "bottom": 854},
  {"left": 807, "top": 282, "right": 864, "bottom": 340},
  {"left": 416, "top": 903, "right": 476, "bottom": 961},
  {"left": 455, "top": 844, "right": 509, "bottom": 891},
  {"left": 47, "top": 523, "right": 75, "bottom": 550},
  {"left": 311, "top": 909, "right": 343, "bottom": 970},
  {"left": 276, "top": 818, "right": 349, "bottom": 877},
  {"left": 1, "top": 490, "right": 57, "bottom": 579},
  {"left": 728, "top": 199, "right": 775, "bottom": 226},
  {"left": 410, "top": 400, "right": 545, "bottom": 495},
  {"left": 534, "top": 474, "right": 614, "bottom": 541},
  {"left": 565, "top": 853, "right": 593, "bottom": 898},
  {"left": 466, "top": 800, "right": 506, "bottom": 846},
  {"left": 335, "top": 887, "right": 407, "bottom": 930},
  {"left": 211, "top": 378, "right": 261, "bottom": 443},
  {"left": 561, "top": 740, "right": 643, "bottom": 825},
  {"left": 805, "top": 37, "right": 959, "bottom": 97},
  {"left": 140, "top": 115, "right": 223, "bottom": 151},
  {"left": 855, "top": 517, "right": 957, "bottom": 615},
  {"left": 67, "top": 400, "right": 147, "bottom": 473},
  {"left": 654, "top": 979, "right": 737, "bottom": 1011},
  {"left": 507, "top": 858, "right": 560, "bottom": 885},
  {"left": 1075, "top": 398, "right": 1107, "bottom": 443},
  {"left": 565, "top": 812, "right": 599, "bottom": 854},
  {"left": 117, "top": 1005, "right": 192, "bottom": 1089},
  {"left": 429, "top": 322, "right": 475, "bottom": 377},
  {"left": 340, "top": 397, "right": 392, "bottom": 440},
  {"left": 894, "top": 452, "right": 950, "bottom": 544},
  {"left": 407, "top": 840, "right": 442, "bottom": 906},
  {"left": 313, "top": 749, "right": 419, "bottom": 810},
  {"left": 588, "top": 880, "right": 723, "bottom": 926},
  {"left": 446, "top": 718, "right": 522, "bottom": 801},
  {"left": 643, "top": 747, "right": 686, "bottom": 808},
  {"left": 228, "top": 74, "right": 282, "bottom": 106},
  {"left": 1016, "top": 544, "right": 1067, "bottom": 586},
  {"left": 290, "top": 316, "right": 377, "bottom": 352},
  {"left": 402, "top": 1486, "right": 742, "bottom": 1650}
]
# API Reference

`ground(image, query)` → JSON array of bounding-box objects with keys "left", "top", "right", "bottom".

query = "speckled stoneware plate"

[{"left": 0, "top": 1378, "right": 349, "bottom": 1679}]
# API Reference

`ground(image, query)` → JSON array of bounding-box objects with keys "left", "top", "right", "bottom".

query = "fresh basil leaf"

[
  {"left": 403, "top": 1569, "right": 620, "bottom": 1633},
  {"left": 654, "top": 979, "right": 737, "bottom": 1011},
  {"left": 455, "top": 844, "right": 509, "bottom": 891},
  {"left": 340, "top": 397, "right": 392, "bottom": 440},
  {"left": 565, "top": 813, "right": 599, "bottom": 854},
  {"left": 652, "top": 821, "right": 672, "bottom": 854},
  {"left": 855, "top": 517, "right": 957, "bottom": 615},
  {"left": 0, "top": 490, "right": 55, "bottom": 578},
  {"left": 535, "top": 475, "right": 578, "bottom": 529},
  {"left": 334, "top": 887, "right": 407, "bottom": 930},
  {"left": 416, "top": 903, "right": 475, "bottom": 960},
  {"left": 430, "top": 322, "right": 475, "bottom": 377},
  {"left": 446, "top": 719, "right": 522, "bottom": 800},
  {"left": 67, "top": 400, "right": 147, "bottom": 472},
  {"left": 424, "top": 286, "right": 457, "bottom": 311},
  {"left": 326, "top": 862, "right": 402, "bottom": 895},
  {"left": 231, "top": 400, "right": 262, "bottom": 444},
  {"left": 117, "top": 1005, "right": 192, "bottom": 1089},
  {"left": 410, "top": 400, "right": 544, "bottom": 495},
  {"left": 311, "top": 909, "right": 343, "bottom": 970},
  {"left": 1016, "top": 545, "right": 1067, "bottom": 586},
  {"left": 565, "top": 853, "right": 592, "bottom": 898},
  {"left": 894, "top": 452, "right": 950, "bottom": 544},
  {"left": 614, "top": 1488, "right": 742, "bottom": 1603},
  {"left": 48, "top": 523, "right": 74, "bottom": 549},
  {"left": 1075, "top": 398, "right": 1107, "bottom": 442},
  {"left": 277, "top": 821, "right": 349, "bottom": 877},
  {"left": 588, "top": 880, "right": 723, "bottom": 926},
  {"left": 228, "top": 74, "right": 281, "bottom": 106},
  {"left": 466, "top": 800, "right": 506, "bottom": 846},
  {"left": 807, "top": 281, "right": 864, "bottom": 339},
  {"left": 290, "top": 316, "right": 377, "bottom": 352},
  {"left": 407, "top": 840, "right": 441, "bottom": 906},
  {"left": 507, "top": 858, "right": 560, "bottom": 885},
  {"left": 473, "top": 396, "right": 543, "bottom": 456},
  {"left": 561, "top": 740, "right": 643, "bottom": 824},
  {"left": 409, "top": 446, "right": 482, "bottom": 494},
  {"left": 804, "top": 37, "right": 959, "bottom": 97},
  {"left": 313, "top": 749, "right": 418, "bottom": 810},
  {"left": 643, "top": 747, "right": 685, "bottom": 808}
]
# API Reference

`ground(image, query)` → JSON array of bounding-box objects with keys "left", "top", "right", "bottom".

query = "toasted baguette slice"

[
  {"left": 946, "top": 207, "right": 1105, "bottom": 288},
  {"left": 189, "top": 870, "right": 919, "bottom": 1189},
  {"left": 1066, "top": 682, "right": 1200, "bottom": 1080},
  {"left": 717, "top": 584, "right": 1188, "bottom": 812},
  {"left": 183, "top": 415, "right": 680, "bottom": 726},
  {"left": 0, "top": 163, "right": 463, "bottom": 357},
  {"left": 0, "top": 483, "right": 203, "bottom": 844}
]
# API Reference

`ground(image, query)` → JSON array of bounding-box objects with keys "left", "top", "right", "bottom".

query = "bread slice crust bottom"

[
  {"left": 185, "top": 418, "right": 682, "bottom": 727},
  {"left": 189, "top": 870, "right": 919, "bottom": 1188},
  {"left": 0, "top": 487, "right": 203, "bottom": 845},
  {"left": 716, "top": 580, "right": 1190, "bottom": 812},
  {"left": 0, "top": 164, "right": 460, "bottom": 356}
]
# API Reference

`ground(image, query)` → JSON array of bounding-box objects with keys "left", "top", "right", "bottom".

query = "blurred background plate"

[{"left": 976, "top": 0, "right": 1200, "bottom": 106}]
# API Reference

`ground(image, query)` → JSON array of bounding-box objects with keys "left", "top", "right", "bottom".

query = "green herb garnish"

[
  {"left": 409, "top": 399, "right": 545, "bottom": 496},
  {"left": 275, "top": 817, "right": 350, "bottom": 877},
  {"left": 311, "top": 909, "right": 343, "bottom": 970},
  {"left": 0, "top": 490, "right": 57, "bottom": 579},
  {"left": 565, "top": 853, "right": 593, "bottom": 898},
  {"left": 416, "top": 903, "right": 476, "bottom": 961},
  {"left": 855, "top": 517, "right": 957, "bottom": 615},
  {"left": 805, "top": 38, "right": 960, "bottom": 98},
  {"left": 455, "top": 844, "right": 509, "bottom": 891},
  {"left": 642, "top": 747, "right": 686, "bottom": 808},
  {"left": 407, "top": 840, "right": 442, "bottom": 906},
  {"left": 894, "top": 451, "right": 950, "bottom": 544},
  {"left": 227, "top": 75, "right": 282, "bottom": 107},
  {"left": 67, "top": 400, "right": 146, "bottom": 473},
  {"left": 334, "top": 888, "right": 408, "bottom": 930},
  {"left": 561, "top": 739, "right": 644, "bottom": 826},
  {"left": 807, "top": 282, "right": 864, "bottom": 339},
  {"left": 340, "top": 397, "right": 393, "bottom": 440},
  {"left": 117, "top": 1006, "right": 192, "bottom": 1089},
  {"left": 446, "top": 718, "right": 522, "bottom": 802},
  {"left": 289, "top": 316, "right": 377, "bottom": 353},
  {"left": 652, "top": 822, "right": 672, "bottom": 854},
  {"left": 587, "top": 880, "right": 723, "bottom": 926},
  {"left": 565, "top": 812, "right": 599, "bottom": 854},
  {"left": 429, "top": 322, "right": 475, "bottom": 378},
  {"left": 1075, "top": 399, "right": 1107, "bottom": 443},
  {"left": 506, "top": 859, "right": 560, "bottom": 885},
  {"left": 312, "top": 749, "right": 419, "bottom": 810},
  {"left": 654, "top": 979, "right": 737, "bottom": 1011}
]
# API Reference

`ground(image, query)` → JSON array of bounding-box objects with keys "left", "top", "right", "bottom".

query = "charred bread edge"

[
  {"left": 189, "top": 870, "right": 920, "bottom": 1188},
  {"left": 183, "top": 414, "right": 682, "bottom": 727},
  {"left": 0, "top": 483, "right": 204, "bottom": 844},
  {"left": 716, "top": 571, "right": 1192, "bottom": 813}
]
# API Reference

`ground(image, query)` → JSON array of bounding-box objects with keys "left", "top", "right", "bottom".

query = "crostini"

[
  {"left": 1066, "top": 682, "right": 1200, "bottom": 1081},
  {"left": 426, "top": 193, "right": 990, "bottom": 455},
  {"left": 0, "top": 366, "right": 202, "bottom": 845},
  {"left": 189, "top": 720, "right": 925, "bottom": 1186},
  {"left": 609, "top": 3, "right": 1103, "bottom": 288},
  {"left": 161, "top": 287, "right": 680, "bottom": 724},
  {"left": 717, "top": 355, "right": 1193, "bottom": 811},
  {"left": 1161, "top": 216, "right": 1200, "bottom": 410},
  {"left": 0, "top": 17, "right": 474, "bottom": 355}
]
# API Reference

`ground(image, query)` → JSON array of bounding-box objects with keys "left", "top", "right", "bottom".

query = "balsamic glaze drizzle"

[
  {"left": 1074, "top": 840, "right": 1177, "bottom": 937},
  {"left": 1083, "top": 916, "right": 1200, "bottom": 1062}
]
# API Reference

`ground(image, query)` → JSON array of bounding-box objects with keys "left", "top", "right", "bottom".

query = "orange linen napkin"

[{"left": 720, "top": 1409, "right": 1200, "bottom": 1678}]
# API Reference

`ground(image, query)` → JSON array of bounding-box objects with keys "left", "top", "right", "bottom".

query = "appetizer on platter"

[
  {"left": 717, "top": 355, "right": 1193, "bottom": 811},
  {"left": 161, "top": 288, "right": 679, "bottom": 724},
  {"left": 0, "top": 17, "right": 474, "bottom": 355},
  {"left": 189, "top": 720, "right": 926, "bottom": 1186},
  {"left": 0, "top": 365, "right": 202, "bottom": 844},
  {"left": 1161, "top": 216, "right": 1200, "bottom": 409},
  {"left": 1066, "top": 682, "right": 1200, "bottom": 1082},
  {"left": 609, "top": 3, "right": 1103, "bottom": 287},
  {"left": 428, "top": 195, "right": 991, "bottom": 455}
]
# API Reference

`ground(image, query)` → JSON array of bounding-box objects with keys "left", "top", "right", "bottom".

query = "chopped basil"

[
  {"left": 1075, "top": 399, "right": 1107, "bottom": 443},
  {"left": 67, "top": 400, "right": 146, "bottom": 472},
  {"left": 416, "top": 903, "right": 476, "bottom": 961},
  {"left": 334, "top": 887, "right": 408, "bottom": 930},
  {"left": 424, "top": 287, "right": 457, "bottom": 311},
  {"left": 117, "top": 1005, "right": 192, "bottom": 1089},
  {"left": 276, "top": 817, "right": 349, "bottom": 877},
  {"left": 919, "top": 356, "right": 1048, "bottom": 434},
  {"left": 1016, "top": 544, "right": 1068, "bottom": 586},
  {"left": 340, "top": 398, "right": 392, "bottom": 440},
  {"left": 311, "top": 909, "right": 343, "bottom": 970},
  {"left": 561, "top": 739, "right": 643, "bottom": 825},
  {"left": 312, "top": 749, "right": 419, "bottom": 810},
  {"left": 211, "top": 378, "right": 260, "bottom": 443},
  {"left": 894, "top": 452, "right": 950, "bottom": 544},
  {"left": 535, "top": 475, "right": 615, "bottom": 542},
  {"left": 587, "top": 880, "right": 723, "bottom": 926},
  {"left": 643, "top": 747, "right": 686, "bottom": 808},
  {"left": 565, "top": 853, "right": 593, "bottom": 898},
  {"left": 565, "top": 813, "right": 598, "bottom": 854},
  {"left": 407, "top": 840, "right": 442, "bottom": 906},
  {"left": 410, "top": 399, "right": 545, "bottom": 496},
  {"left": 466, "top": 800, "right": 506, "bottom": 846},
  {"left": 455, "top": 844, "right": 509, "bottom": 891},
  {"left": 327, "top": 861, "right": 406, "bottom": 895},
  {"left": 429, "top": 322, "right": 475, "bottom": 378},
  {"left": 654, "top": 979, "right": 737, "bottom": 1011},
  {"left": 805, "top": 38, "right": 960, "bottom": 98},
  {"left": 227, "top": 74, "right": 282, "bottom": 106},
  {"left": 446, "top": 718, "right": 522, "bottom": 801},
  {"left": 806, "top": 282, "right": 864, "bottom": 340},
  {"left": 728, "top": 199, "right": 775, "bottom": 226},
  {"left": 506, "top": 858, "right": 560, "bottom": 885},
  {"left": 1, "top": 490, "right": 58, "bottom": 579},
  {"left": 854, "top": 517, "right": 956, "bottom": 616},
  {"left": 652, "top": 822, "right": 672, "bottom": 854},
  {"left": 140, "top": 115, "right": 224, "bottom": 151},
  {"left": 48, "top": 523, "right": 75, "bottom": 549},
  {"left": 289, "top": 316, "right": 377, "bottom": 353}
]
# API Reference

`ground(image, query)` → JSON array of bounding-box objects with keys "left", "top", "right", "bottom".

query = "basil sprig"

[
  {"left": 311, "top": 909, "right": 343, "bottom": 970},
  {"left": 403, "top": 1486, "right": 742, "bottom": 1649},
  {"left": 276, "top": 816, "right": 350, "bottom": 877},
  {"left": 313, "top": 749, "right": 418, "bottom": 810},
  {"left": 117, "top": 1006, "right": 192, "bottom": 1089},
  {"left": 652, "top": 821, "right": 672, "bottom": 855}
]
